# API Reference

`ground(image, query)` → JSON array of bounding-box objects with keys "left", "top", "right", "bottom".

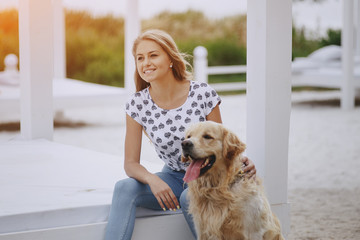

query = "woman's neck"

[
  {"left": 149, "top": 79, "right": 190, "bottom": 110},
  {"left": 150, "top": 78, "right": 178, "bottom": 99}
]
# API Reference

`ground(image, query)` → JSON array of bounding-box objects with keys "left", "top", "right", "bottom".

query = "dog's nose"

[{"left": 181, "top": 140, "right": 193, "bottom": 151}]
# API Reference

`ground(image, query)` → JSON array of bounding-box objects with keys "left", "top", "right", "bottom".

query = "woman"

[{"left": 105, "top": 29, "right": 256, "bottom": 240}]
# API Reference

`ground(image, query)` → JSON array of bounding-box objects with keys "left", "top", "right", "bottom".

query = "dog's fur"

[{"left": 181, "top": 121, "right": 284, "bottom": 240}]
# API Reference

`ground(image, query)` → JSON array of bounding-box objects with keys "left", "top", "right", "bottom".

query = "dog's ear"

[{"left": 222, "top": 128, "right": 246, "bottom": 161}]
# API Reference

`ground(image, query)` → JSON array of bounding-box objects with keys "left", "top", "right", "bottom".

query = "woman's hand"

[
  {"left": 241, "top": 156, "right": 256, "bottom": 179},
  {"left": 146, "top": 174, "right": 180, "bottom": 211}
]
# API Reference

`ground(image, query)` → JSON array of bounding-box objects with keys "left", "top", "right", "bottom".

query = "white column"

[
  {"left": 19, "top": 0, "right": 54, "bottom": 140},
  {"left": 53, "top": 0, "right": 66, "bottom": 79},
  {"left": 193, "top": 46, "right": 208, "bottom": 83},
  {"left": 124, "top": 0, "right": 140, "bottom": 93},
  {"left": 355, "top": 0, "right": 360, "bottom": 97},
  {"left": 246, "top": 0, "right": 291, "bottom": 236},
  {"left": 355, "top": 0, "right": 360, "bottom": 57},
  {"left": 341, "top": 0, "right": 355, "bottom": 110}
]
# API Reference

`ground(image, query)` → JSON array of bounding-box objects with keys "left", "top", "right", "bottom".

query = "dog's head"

[{"left": 181, "top": 121, "right": 246, "bottom": 183}]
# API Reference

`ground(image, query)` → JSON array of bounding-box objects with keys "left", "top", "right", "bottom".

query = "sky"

[
  {"left": 63, "top": 0, "right": 246, "bottom": 19},
  {"left": 0, "top": 0, "right": 342, "bottom": 36},
  {"left": 0, "top": 0, "right": 245, "bottom": 19}
]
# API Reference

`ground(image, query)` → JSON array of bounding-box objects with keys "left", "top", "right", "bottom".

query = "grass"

[
  {"left": 208, "top": 73, "right": 247, "bottom": 95},
  {"left": 208, "top": 73, "right": 246, "bottom": 84}
]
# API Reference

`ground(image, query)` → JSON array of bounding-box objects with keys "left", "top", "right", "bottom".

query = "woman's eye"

[
  {"left": 203, "top": 135, "right": 213, "bottom": 139},
  {"left": 137, "top": 57, "right": 143, "bottom": 61},
  {"left": 150, "top": 54, "right": 157, "bottom": 58}
]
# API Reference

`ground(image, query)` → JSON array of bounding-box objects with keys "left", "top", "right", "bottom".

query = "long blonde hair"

[{"left": 132, "top": 29, "right": 193, "bottom": 92}]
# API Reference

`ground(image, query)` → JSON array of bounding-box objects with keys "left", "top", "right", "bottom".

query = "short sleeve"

[
  {"left": 125, "top": 93, "right": 142, "bottom": 125},
  {"left": 201, "top": 83, "right": 221, "bottom": 116}
]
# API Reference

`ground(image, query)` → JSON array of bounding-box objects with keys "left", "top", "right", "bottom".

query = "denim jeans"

[{"left": 104, "top": 165, "right": 196, "bottom": 240}]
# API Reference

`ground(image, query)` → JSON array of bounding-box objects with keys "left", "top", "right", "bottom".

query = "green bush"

[
  {"left": 0, "top": 9, "right": 18, "bottom": 70},
  {"left": 319, "top": 29, "right": 341, "bottom": 47},
  {"left": 144, "top": 10, "right": 246, "bottom": 67},
  {"left": 204, "top": 38, "right": 246, "bottom": 66},
  {"left": 292, "top": 25, "right": 341, "bottom": 60},
  {"left": 292, "top": 25, "right": 319, "bottom": 59},
  {"left": 65, "top": 10, "right": 125, "bottom": 86}
]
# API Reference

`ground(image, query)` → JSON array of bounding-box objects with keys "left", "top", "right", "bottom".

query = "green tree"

[
  {"left": 319, "top": 29, "right": 341, "bottom": 47},
  {"left": 292, "top": 25, "right": 319, "bottom": 59},
  {"left": 0, "top": 9, "right": 18, "bottom": 70},
  {"left": 65, "top": 10, "right": 125, "bottom": 86}
]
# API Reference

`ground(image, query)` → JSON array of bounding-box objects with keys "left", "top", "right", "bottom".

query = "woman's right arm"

[
  {"left": 124, "top": 114, "right": 180, "bottom": 211},
  {"left": 124, "top": 114, "right": 151, "bottom": 180}
]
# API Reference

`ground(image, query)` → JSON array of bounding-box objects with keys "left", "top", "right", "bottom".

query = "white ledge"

[{"left": 0, "top": 139, "right": 181, "bottom": 235}]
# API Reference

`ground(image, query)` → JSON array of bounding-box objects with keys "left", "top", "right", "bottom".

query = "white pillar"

[
  {"left": 124, "top": 0, "right": 140, "bottom": 93},
  {"left": 19, "top": 0, "right": 54, "bottom": 140},
  {"left": 341, "top": 0, "right": 355, "bottom": 110},
  {"left": 193, "top": 46, "right": 208, "bottom": 83},
  {"left": 246, "top": 0, "right": 291, "bottom": 236},
  {"left": 53, "top": 0, "right": 66, "bottom": 79},
  {"left": 355, "top": 0, "right": 360, "bottom": 57}
]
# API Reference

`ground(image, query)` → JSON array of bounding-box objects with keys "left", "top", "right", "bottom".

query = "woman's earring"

[{"left": 170, "top": 63, "right": 173, "bottom": 68}]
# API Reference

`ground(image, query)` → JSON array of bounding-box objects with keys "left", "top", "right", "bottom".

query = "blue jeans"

[{"left": 105, "top": 165, "right": 196, "bottom": 240}]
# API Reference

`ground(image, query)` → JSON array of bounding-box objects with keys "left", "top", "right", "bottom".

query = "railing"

[
  {"left": 1, "top": 48, "right": 247, "bottom": 92},
  {"left": 0, "top": 54, "right": 20, "bottom": 86},
  {"left": 193, "top": 46, "right": 247, "bottom": 92}
]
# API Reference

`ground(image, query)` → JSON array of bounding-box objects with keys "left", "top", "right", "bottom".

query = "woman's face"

[{"left": 135, "top": 40, "right": 173, "bottom": 84}]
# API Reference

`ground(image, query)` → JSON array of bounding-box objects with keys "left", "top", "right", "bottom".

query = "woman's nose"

[{"left": 143, "top": 57, "right": 151, "bottom": 66}]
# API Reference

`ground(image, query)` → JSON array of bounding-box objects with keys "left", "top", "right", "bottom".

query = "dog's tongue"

[{"left": 183, "top": 159, "right": 204, "bottom": 183}]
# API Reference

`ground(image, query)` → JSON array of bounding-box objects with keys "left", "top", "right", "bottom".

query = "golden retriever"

[{"left": 181, "top": 121, "right": 284, "bottom": 240}]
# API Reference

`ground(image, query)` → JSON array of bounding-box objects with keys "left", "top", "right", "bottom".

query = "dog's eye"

[
  {"left": 186, "top": 135, "right": 191, "bottom": 139},
  {"left": 203, "top": 134, "right": 213, "bottom": 139}
]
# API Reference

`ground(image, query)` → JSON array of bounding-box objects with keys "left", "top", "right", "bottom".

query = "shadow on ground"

[
  {"left": 292, "top": 97, "right": 360, "bottom": 107},
  {"left": 0, "top": 120, "right": 89, "bottom": 132}
]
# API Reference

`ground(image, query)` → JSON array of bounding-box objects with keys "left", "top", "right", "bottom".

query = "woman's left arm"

[{"left": 206, "top": 104, "right": 222, "bottom": 123}]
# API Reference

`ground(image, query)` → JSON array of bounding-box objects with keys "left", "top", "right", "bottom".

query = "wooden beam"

[
  {"left": 53, "top": 0, "right": 66, "bottom": 79},
  {"left": 246, "top": 0, "right": 292, "bottom": 235},
  {"left": 18, "top": 0, "right": 54, "bottom": 140},
  {"left": 124, "top": 0, "right": 140, "bottom": 93},
  {"left": 341, "top": 0, "right": 355, "bottom": 110}
]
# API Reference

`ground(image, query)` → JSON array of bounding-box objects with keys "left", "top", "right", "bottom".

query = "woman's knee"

[
  {"left": 113, "top": 178, "right": 142, "bottom": 197},
  {"left": 179, "top": 188, "right": 189, "bottom": 209}
]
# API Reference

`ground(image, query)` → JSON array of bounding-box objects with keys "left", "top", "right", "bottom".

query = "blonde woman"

[{"left": 105, "top": 29, "right": 255, "bottom": 240}]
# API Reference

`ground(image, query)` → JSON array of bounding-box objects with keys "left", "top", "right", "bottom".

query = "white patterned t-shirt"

[{"left": 125, "top": 81, "right": 221, "bottom": 171}]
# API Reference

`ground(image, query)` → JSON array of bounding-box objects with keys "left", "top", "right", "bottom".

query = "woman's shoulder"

[
  {"left": 127, "top": 87, "right": 149, "bottom": 101},
  {"left": 125, "top": 87, "right": 151, "bottom": 110},
  {"left": 190, "top": 81, "right": 217, "bottom": 95}
]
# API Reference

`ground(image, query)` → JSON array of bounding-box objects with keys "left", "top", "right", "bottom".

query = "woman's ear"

[{"left": 222, "top": 128, "right": 246, "bottom": 161}]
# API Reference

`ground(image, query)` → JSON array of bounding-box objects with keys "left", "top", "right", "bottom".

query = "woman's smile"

[{"left": 143, "top": 68, "right": 156, "bottom": 75}]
